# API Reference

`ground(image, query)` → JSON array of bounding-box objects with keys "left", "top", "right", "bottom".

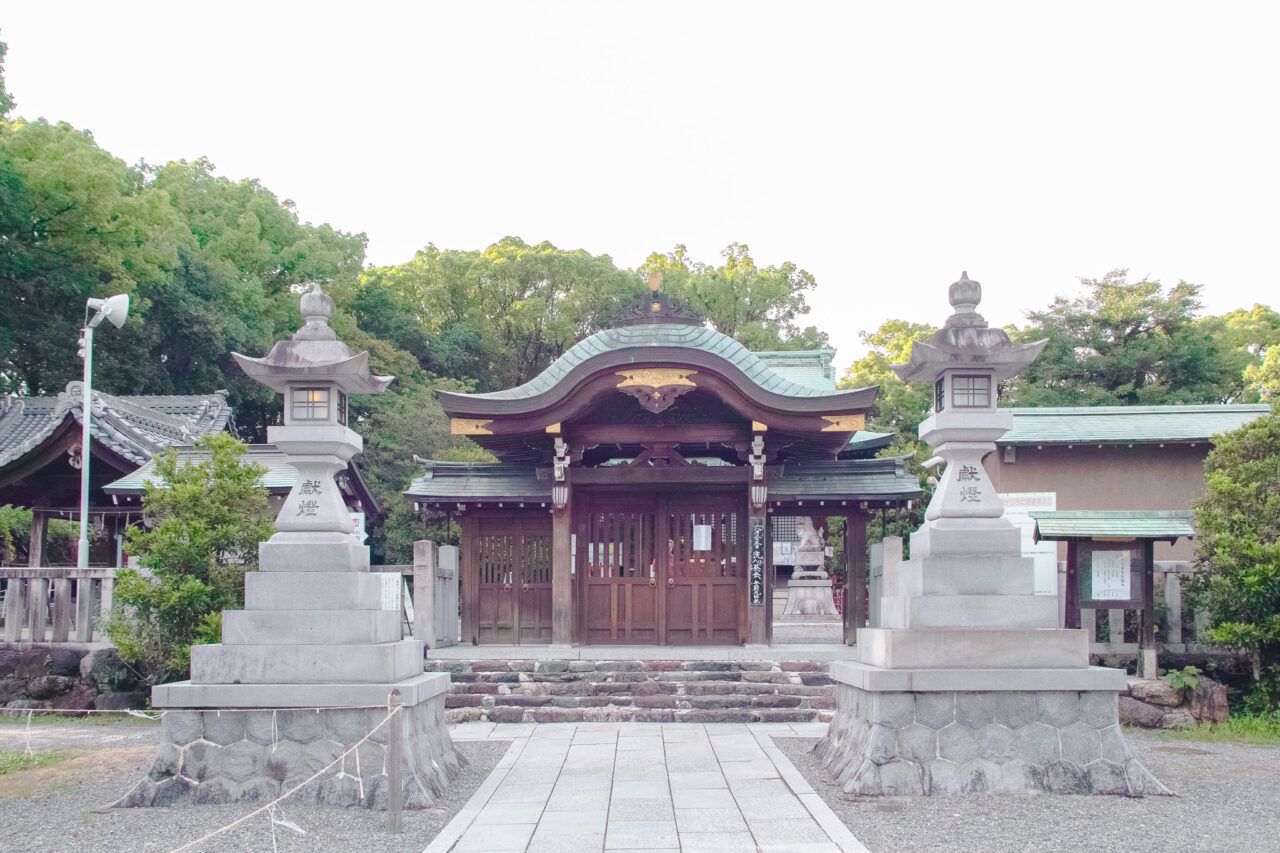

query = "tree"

[
  {"left": 1185, "top": 407, "right": 1280, "bottom": 710},
  {"left": 1004, "top": 271, "right": 1235, "bottom": 407},
  {"left": 641, "top": 243, "right": 829, "bottom": 350},
  {"left": 0, "top": 36, "right": 15, "bottom": 119},
  {"left": 839, "top": 319, "right": 937, "bottom": 439},
  {"left": 105, "top": 434, "right": 273, "bottom": 685},
  {"left": 0, "top": 119, "right": 188, "bottom": 395}
]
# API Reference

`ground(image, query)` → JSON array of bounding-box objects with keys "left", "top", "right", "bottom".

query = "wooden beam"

[
  {"left": 552, "top": 483, "right": 573, "bottom": 645},
  {"left": 566, "top": 424, "right": 750, "bottom": 445},
  {"left": 570, "top": 467, "right": 750, "bottom": 486},
  {"left": 845, "top": 512, "right": 869, "bottom": 644}
]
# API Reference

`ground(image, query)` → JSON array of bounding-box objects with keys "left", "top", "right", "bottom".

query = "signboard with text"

[
  {"left": 998, "top": 492, "right": 1059, "bottom": 596},
  {"left": 749, "top": 518, "right": 766, "bottom": 606}
]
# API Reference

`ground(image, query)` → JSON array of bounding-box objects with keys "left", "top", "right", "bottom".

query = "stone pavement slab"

[{"left": 430, "top": 721, "right": 867, "bottom": 853}]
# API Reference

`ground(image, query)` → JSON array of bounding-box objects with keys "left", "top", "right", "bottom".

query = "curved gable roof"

[{"left": 439, "top": 324, "right": 875, "bottom": 418}]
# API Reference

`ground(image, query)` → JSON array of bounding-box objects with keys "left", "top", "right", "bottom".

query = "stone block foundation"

[
  {"left": 114, "top": 698, "right": 463, "bottom": 809},
  {"left": 816, "top": 683, "right": 1170, "bottom": 796}
]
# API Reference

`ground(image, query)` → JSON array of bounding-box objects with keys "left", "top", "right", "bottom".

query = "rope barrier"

[{"left": 167, "top": 703, "right": 404, "bottom": 853}]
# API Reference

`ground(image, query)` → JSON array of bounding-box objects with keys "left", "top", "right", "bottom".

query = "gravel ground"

[
  {"left": 0, "top": 722, "right": 508, "bottom": 853},
  {"left": 775, "top": 730, "right": 1280, "bottom": 853}
]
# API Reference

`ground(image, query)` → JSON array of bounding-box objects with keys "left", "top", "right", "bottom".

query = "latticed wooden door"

[
  {"left": 475, "top": 516, "right": 552, "bottom": 645},
  {"left": 665, "top": 495, "right": 744, "bottom": 644},
  {"left": 580, "top": 502, "right": 661, "bottom": 644}
]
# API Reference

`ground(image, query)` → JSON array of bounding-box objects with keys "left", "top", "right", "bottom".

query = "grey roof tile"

[{"left": 0, "top": 382, "right": 232, "bottom": 469}]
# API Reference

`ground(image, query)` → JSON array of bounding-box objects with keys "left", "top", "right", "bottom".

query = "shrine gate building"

[{"left": 406, "top": 290, "right": 922, "bottom": 646}]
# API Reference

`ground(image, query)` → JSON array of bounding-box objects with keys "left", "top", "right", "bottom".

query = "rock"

[
  {"left": 3, "top": 698, "right": 52, "bottom": 717},
  {"left": 93, "top": 691, "right": 147, "bottom": 711},
  {"left": 0, "top": 678, "right": 27, "bottom": 704},
  {"left": 45, "top": 648, "right": 88, "bottom": 677},
  {"left": 52, "top": 684, "right": 96, "bottom": 716},
  {"left": 1129, "top": 678, "right": 1183, "bottom": 707},
  {"left": 1118, "top": 696, "right": 1165, "bottom": 728},
  {"left": 79, "top": 648, "right": 139, "bottom": 693},
  {"left": 1189, "top": 678, "right": 1229, "bottom": 724},
  {"left": 25, "top": 675, "right": 76, "bottom": 700},
  {"left": 1160, "top": 709, "right": 1196, "bottom": 730}
]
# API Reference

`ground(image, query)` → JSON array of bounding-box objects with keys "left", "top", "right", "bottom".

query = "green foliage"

[
  {"left": 0, "top": 36, "right": 14, "bottom": 119},
  {"left": 641, "top": 243, "right": 829, "bottom": 351},
  {"left": 1167, "top": 665, "right": 1202, "bottom": 694},
  {"left": 105, "top": 433, "right": 272, "bottom": 685},
  {"left": 1185, "top": 407, "right": 1280, "bottom": 709},
  {"left": 1005, "top": 270, "right": 1239, "bottom": 406},
  {"left": 0, "top": 748, "right": 67, "bottom": 776},
  {"left": 1152, "top": 710, "right": 1280, "bottom": 745},
  {"left": 839, "top": 319, "right": 936, "bottom": 439},
  {"left": 1195, "top": 305, "right": 1280, "bottom": 402},
  {"left": 0, "top": 504, "right": 31, "bottom": 564}
]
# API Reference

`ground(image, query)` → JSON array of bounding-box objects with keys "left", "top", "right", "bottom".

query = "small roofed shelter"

[
  {"left": 102, "top": 444, "right": 382, "bottom": 544},
  {"left": 1031, "top": 509, "right": 1195, "bottom": 678},
  {"left": 407, "top": 286, "right": 922, "bottom": 647},
  {"left": 0, "top": 382, "right": 232, "bottom": 566}
]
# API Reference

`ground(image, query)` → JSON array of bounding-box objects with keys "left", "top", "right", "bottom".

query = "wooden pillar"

[
  {"left": 28, "top": 577, "right": 48, "bottom": 642},
  {"left": 551, "top": 485, "right": 573, "bottom": 646},
  {"left": 413, "top": 540, "right": 437, "bottom": 650},
  {"left": 1064, "top": 539, "right": 1080, "bottom": 629},
  {"left": 52, "top": 577, "right": 72, "bottom": 642},
  {"left": 1140, "top": 539, "right": 1157, "bottom": 678},
  {"left": 4, "top": 579, "right": 25, "bottom": 642},
  {"left": 844, "top": 511, "right": 869, "bottom": 645},
  {"left": 74, "top": 577, "right": 95, "bottom": 642},
  {"left": 459, "top": 514, "right": 476, "bottom": 645},
  {"left": 28, "top": 509, "right": 48, "bottom": 568},
  {"left": 1165, "top": 571, "right": 1183, "bottom": 645}
]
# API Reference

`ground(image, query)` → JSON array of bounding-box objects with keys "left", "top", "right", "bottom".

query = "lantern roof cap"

[
  {"left": 232, "top": 283, "right": 393, "bottom": 395},
  {"left": 891, "top": 272, "right": 1047, "bottom": 383}
]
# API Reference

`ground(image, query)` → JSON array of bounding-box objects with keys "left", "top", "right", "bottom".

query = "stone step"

[{"left": 425, "top": 659, "right": 836, "bottom": 724}]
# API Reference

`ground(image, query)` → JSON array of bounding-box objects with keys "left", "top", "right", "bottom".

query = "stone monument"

[
  {"left": 781, "top": 517, "right": 840, "bottom": 618},
  {"left": 817, "top": 273, "right": 1167, "bottom": 796},
  {"left": 119, "top": 283, "right": 461, "bottom": 808}
]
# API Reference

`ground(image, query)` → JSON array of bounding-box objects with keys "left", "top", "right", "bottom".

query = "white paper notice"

[
  {"left": 1091, "top": 551, "right": 1131, "bottom": 600},
  {"left": 999, "top": 492, "right": 1059, "bottom": 596},
  {"left": 380, "top": 572, "right": 402, "bottom": 611},
  {"left": 692, "top": 524, "right": 712, "bottom": 551}
]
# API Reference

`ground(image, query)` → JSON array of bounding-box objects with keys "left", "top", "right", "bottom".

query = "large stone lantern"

[
  {"left": 123, "top": 284, "right": 461, "bottom": 810},
  {"left": 817, "top": 274, "right": 1167, "bottom": 798}
]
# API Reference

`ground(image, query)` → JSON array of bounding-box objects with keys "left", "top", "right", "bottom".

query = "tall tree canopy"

[
  {"left": 640, "top": 243, "right": 829, "bottom": 351},
  {"left": 1003, "top": 271, "right": 1237, "bottom": 406}
]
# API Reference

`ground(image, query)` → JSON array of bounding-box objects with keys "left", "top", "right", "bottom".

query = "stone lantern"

[
  {"left": 123, "top": 283, "right": 461, "bottom": 810},
  {"left": 816, "top": 273, "right": 1167, "bottom": 798}
]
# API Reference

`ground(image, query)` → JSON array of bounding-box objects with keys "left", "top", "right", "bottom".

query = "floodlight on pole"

[{"left": 76, "top": 294, "right": 129, "bottom": 570}]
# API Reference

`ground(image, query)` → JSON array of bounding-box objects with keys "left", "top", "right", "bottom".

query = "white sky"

[{"left": 5, "top": 2, "right": 1278, "bottom": 369}]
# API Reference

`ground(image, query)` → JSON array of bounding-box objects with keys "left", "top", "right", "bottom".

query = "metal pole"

[{"left": 77, "top": 322, "right": 94, "bottom": 570}]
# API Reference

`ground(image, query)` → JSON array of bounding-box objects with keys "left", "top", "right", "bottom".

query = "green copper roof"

[
  {"left": 406, "top": 461, "right": 552, "bottom": 503},
  {"left": 752, "top": 350, "right": 837, "bottom": 392},
  {"left": 471, "top": 325, "right": 834, "bottom": 400},
  {"left": 999, "top": 405, "right": 1269, "bottom": 446},
  {"left": 768, "top": 457, "right": 922, "bottom": 503},
  {"left": 1029, "top": 510, "right": 1195, "bottom": 541}
]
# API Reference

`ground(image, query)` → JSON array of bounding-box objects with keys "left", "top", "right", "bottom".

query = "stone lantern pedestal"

[
  {"left": 118, "top": 284, "right": 461, "bottom": 809},
  {"left": 818, "top": 274, "right": 1167, "bottom": 797}
]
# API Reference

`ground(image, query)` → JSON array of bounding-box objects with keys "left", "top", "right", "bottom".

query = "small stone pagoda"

[
  {"left": 120, "top": 284, "right": 461, "bottom": 809},
  {"left": 818, "top": 274, "right": 1168, "bottom": 796}
]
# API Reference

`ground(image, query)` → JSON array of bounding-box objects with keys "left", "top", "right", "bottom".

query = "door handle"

[
  {"left": 521, "top": 583, "right": 529, "bottom": 592},
  {"left": 503, "top": 583, "right": 511, "bottom": 592},
  {"left": 649, "top": 577, "right": 656, "bottom": 588},
  {"left": 667, "top": 578, "right": 675, "bottom": 588}
]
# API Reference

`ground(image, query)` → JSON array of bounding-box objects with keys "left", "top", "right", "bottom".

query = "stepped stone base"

[
  {"left": 430, "top": 659, "right": 836, "bottom": 723},
  {"left": 816, "top": 680, "right": 1169, "bottom": 796},
  {"left": 115, "top": 679, "right": 461, "bottom": 809},
  {"left": 781, "top": 579, "right": 840, "bottom": 618}
]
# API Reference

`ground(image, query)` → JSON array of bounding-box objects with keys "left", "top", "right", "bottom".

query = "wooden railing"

[{"left": 0, "top": 566, "right": 117, "bottom": 643}]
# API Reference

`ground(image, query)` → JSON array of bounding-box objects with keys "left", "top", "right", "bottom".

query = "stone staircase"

[{"left": 428, "top": 659, "right": 835, "bottom": 724}]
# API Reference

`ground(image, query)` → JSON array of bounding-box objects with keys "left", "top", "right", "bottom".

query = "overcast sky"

[{"left": 5, "top": 2, "right": 1278, "bottom": 368}]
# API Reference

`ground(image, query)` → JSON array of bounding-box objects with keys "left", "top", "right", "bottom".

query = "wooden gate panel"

[
  {"left": 518, "top": 530, "right": 553, "bottom": 643},
  {"left": 666, "top": 502, "right": 743, "bottom": 644},
  {"left": 582, "top": 508, "right": 659, "bottom": 644},
  {"left": 476, "top": 529, "right": 516, "bottom": 644}
]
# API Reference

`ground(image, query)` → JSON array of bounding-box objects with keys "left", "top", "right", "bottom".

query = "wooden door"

[
  {"left": 665, "top": 496, "right": 744, "bottom": 644},
  {"left": 475, "top": 516, "right": 552, "bottom": 645},
  {"left": 581, "top": 503, "right": 661, "bottom": 644}
]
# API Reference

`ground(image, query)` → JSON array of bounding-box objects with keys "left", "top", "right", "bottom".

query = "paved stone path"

[{"left": 427, "top": 721, "right": 866, "bottom": 853}]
